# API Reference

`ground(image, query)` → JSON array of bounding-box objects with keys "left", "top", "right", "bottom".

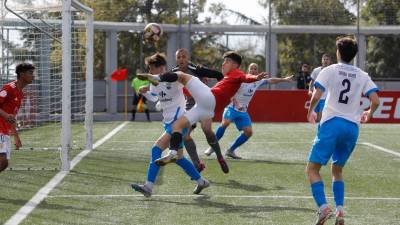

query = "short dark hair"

[
  {"left": 223, "top": 51, "right": 242, "bottom": 66},
  {"left": 16, "top": 62, "right": 35, "bottom": 79},
  {"left": 336, "top": 36, "right": 358, "bottom": 63},
  {"left": 145, "top": 53, "right": 167, "bottom": 68}
]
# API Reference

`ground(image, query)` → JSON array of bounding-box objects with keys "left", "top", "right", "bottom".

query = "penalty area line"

[
  {"left": 46, "top": 194, "right": 400, "bottom": 201},
  {"left": 4, "top": 121, "right": 129, "bottom": 225}
]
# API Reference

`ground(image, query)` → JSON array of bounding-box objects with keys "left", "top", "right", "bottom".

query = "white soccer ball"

[
  {"left": 155, "top": 101, "right": 162, "bottom": 111},
  {"left": 143, "top": 23, "right": 163, "bottom": 42}
]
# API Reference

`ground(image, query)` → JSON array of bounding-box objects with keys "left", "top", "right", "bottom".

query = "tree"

[
  {"left": 362, "top": 0, "right": 400, "bottom": 78},
  {"left": 81, "top": 0, "right": 207, "bottom": 80},
  {"left": 193, "top": 2, "right": 266, "bottom": 72},
  {"left": 259, "top": 0, "right": 355, "bottom": 75}
]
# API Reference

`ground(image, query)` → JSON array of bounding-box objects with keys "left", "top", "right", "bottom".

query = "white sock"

[
  {"left": 196, "top": 178, "right": 205, "bottom": 185},
  {"left": 319, "top": 204, "right": 329, "bottom": 211},
  {"left": 145, "top": 181, "right": 154, "bottom": 190}
]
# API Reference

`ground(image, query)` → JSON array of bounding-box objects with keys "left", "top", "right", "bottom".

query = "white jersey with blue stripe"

[
  {"left": 147, "top": 82, "right": 186, "bottom": 124},
  {"left": 315, "top": 62, "right": 378, "bottom": 125},
  {"left": 228, "top": 79, "right": 267, "bottom": 112},
  {"left": 311, "top": 66, "right": 327, "bottom": 100}
]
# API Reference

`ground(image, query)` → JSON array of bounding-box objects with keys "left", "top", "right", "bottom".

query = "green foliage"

[
  {"left": 260, "top": 0, "right": 355, "bottom": 75},
  {"left": 362, "top": 0, "right": 400, "bottom": 78},
  {"left": 81, "top": 0, "right": 208, "bottom": 80}
]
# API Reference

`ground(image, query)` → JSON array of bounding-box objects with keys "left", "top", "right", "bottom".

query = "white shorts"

[
  {"left": 0, "top": 134, "right": 11, "bottom": 160},
  {"left": 184, "top": 77, "right": 216, "bottom": 125}
]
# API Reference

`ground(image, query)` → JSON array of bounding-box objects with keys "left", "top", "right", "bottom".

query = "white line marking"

[
  {"left": 361, "top": 142, "right": 400, "bottom": 157},
  {"left": 45, "top": 194, "right": 400, "bottom": 201},
  {"left": 4, "top": 121, "right": 129, "bottom": 225}
]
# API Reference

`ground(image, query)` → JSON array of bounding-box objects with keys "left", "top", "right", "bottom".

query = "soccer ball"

[{"left": 143, "top": 23, "right": 163, "bottom": 42}]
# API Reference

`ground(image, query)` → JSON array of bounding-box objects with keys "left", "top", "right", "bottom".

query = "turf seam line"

[
  {"left": 45, "top": 194, "right": 400, "bottom": 201},
  {"left": 361, "top": 142, "right": 400, "bottom": 157},
  {"left": 4, "top": 121, "right": 129, "bottom": 225}
]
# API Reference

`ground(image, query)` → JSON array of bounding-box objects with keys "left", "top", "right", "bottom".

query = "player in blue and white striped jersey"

[
  {"left": 306, "top": 36, "right": 380, "bottom": 225},
  {"left": 131, "top": 53, "right": 210, "bottom": 197},
  {"left": 204, "top": 63, "right": 293, "bottom": 159}
]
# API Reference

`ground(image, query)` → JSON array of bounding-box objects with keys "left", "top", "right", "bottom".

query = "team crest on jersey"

[
  {"left": 248, "top": 89, "right": 254, "bottom": 93},
  {"left": 166, "top": 83, "right": 171, "bottom": 90}
]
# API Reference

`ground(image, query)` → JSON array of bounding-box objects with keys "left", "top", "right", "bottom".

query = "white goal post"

[
  {"left": 1, "top": 0, "right": 93, "bottom": 171},
  {"left": 61, "top": 0, "right": 94, "bottom": 171}
]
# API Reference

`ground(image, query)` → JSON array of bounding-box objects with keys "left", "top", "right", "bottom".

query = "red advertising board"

[{"left": 213, "top": 90, "right": 400, "bottom": 123}]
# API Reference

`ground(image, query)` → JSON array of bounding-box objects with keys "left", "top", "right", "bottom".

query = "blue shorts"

[
  {"left": 164, "top": 121, "right": 188, "bottom": 149},
  {"left": 223, "top": 106, "right": 252, "bottom": 130},
  {"left": 308, "top": 117, "right": 359, "bottom": 167},
  {"left": 314, "top": 99, "right": 325, "bottom": 113}
]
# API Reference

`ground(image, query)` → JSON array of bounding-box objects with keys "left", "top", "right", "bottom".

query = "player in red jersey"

[
  {"left": 0, "top": 63, "right": 35, "bottom": 172},
  {"left": 140, "top": 51, "right": 266, "bottom": 173}
]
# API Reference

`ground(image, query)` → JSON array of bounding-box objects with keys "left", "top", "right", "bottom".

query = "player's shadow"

[
  {"left": 248, "top": 159, "right": 305, "bottom": 166},
  {"left": 210, "top": 179, "right": 283, "bottom": 192},
  {"left": 0, "top": 196, "right": 91, "bottom": 212},
  {"left": 194, "top": 195, "right": 314, "bottom": 215},
  {"left": 150, "top": 196, "right": 314, "bottom": 218}
]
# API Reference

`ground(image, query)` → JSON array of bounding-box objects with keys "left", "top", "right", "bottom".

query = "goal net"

[{"left": 0, "top": 0, "right": 93, "bottom": 171}]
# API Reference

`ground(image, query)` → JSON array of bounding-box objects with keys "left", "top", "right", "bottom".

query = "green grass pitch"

[{"left": 1, "top": 122, "right": 399, "bottom": 224}]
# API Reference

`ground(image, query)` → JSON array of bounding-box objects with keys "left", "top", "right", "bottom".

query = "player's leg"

[
  {"left": 155, "top": 116, "right": 191, "bottom": 166},
  {"left": 216, "top": 107, "right": 234, "bottom": 140},
  {"left": 225, "top": 112, "right": 253, "bottom": 159},
  {"left": 204, "top": 107, "right": 232, "bottom": 156},
  {"left": 131, "top": 132, "right": 169, "bottom": 197},
  {"left": 204, "top": 120, "right": 231, "bottom": 156},
  {"left": 0, "top": 135, "right": 11, "bottom": 172},
  {"left": 131, "top": 93, "right": 140, "bottom": 121},
  {"left": 331, "top": 119, "right": 359, "bottom": 225},
  {"left": 0, "top": 154, "right": 8, "bottom": 172},
  {"left": 331, "top": 164, "right": 345, "bottom": 225},
  {"left": 174, "top": 139, "right": 209, "bottom": 194},
  {"left": 184, "top": 126, "right": 205, "bottom": 172},
  {"left": 306, "top": 119, "right": 340, "bottom": 224},
  {"left": 141, "top": 96, "right": 151, "bottom": 121},
  {"left": 200, "top": 118, "right": 229, "bottom": 174}
]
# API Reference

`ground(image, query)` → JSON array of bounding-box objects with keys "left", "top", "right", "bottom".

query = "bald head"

[
  {"left": 248, "top": 63, "right": 258, "bottom": 75},
  {"left": 176, "top": 48, "right": 190, "bottom": 72}
]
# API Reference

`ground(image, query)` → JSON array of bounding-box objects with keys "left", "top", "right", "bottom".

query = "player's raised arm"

[
  {"left": 140, "top": 85, "right": 158, "bottom": 102},
  {"left": 266, "top": 75, "right": 294, "bottom": 84},
  {"left": 195, "top": 65, "right": 224, "bottom": 81}
]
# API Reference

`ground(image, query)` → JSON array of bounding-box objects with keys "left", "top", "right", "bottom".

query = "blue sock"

[
  {"left": 333, "top": 180, "right": 345, "bottom": 207},
  {"left": 229, "top": 133, "right": 249, "bottom": 151},
  {"left": 176, "top": 157, "right": 201, "bottom": 181},
  {"left": 311, "top": 181, "right": 327, "bottom": 207},
  {"left": 215, "top": 126, "right": 226, "bottom": 140},
  {"left": 146, "top": 146, "right": 162, "bottom": 183}
]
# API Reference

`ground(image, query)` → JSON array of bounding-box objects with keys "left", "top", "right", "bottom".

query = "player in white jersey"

[
  {"left": 205, "top": 63, "right": 293, "bottom": 159},
  {"left": 306, "top": 37, "right": 380, "bottom": 225},
  {"left": 308, "top": 54, "right": 332, "bottom": 122},
  {"left": 131, "top": 53, "right": 209, "bottom": 197}
]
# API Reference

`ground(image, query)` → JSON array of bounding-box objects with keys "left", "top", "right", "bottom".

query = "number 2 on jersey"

[{"left": 338, "top": 79, "right": 351, "bottom": 104}]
